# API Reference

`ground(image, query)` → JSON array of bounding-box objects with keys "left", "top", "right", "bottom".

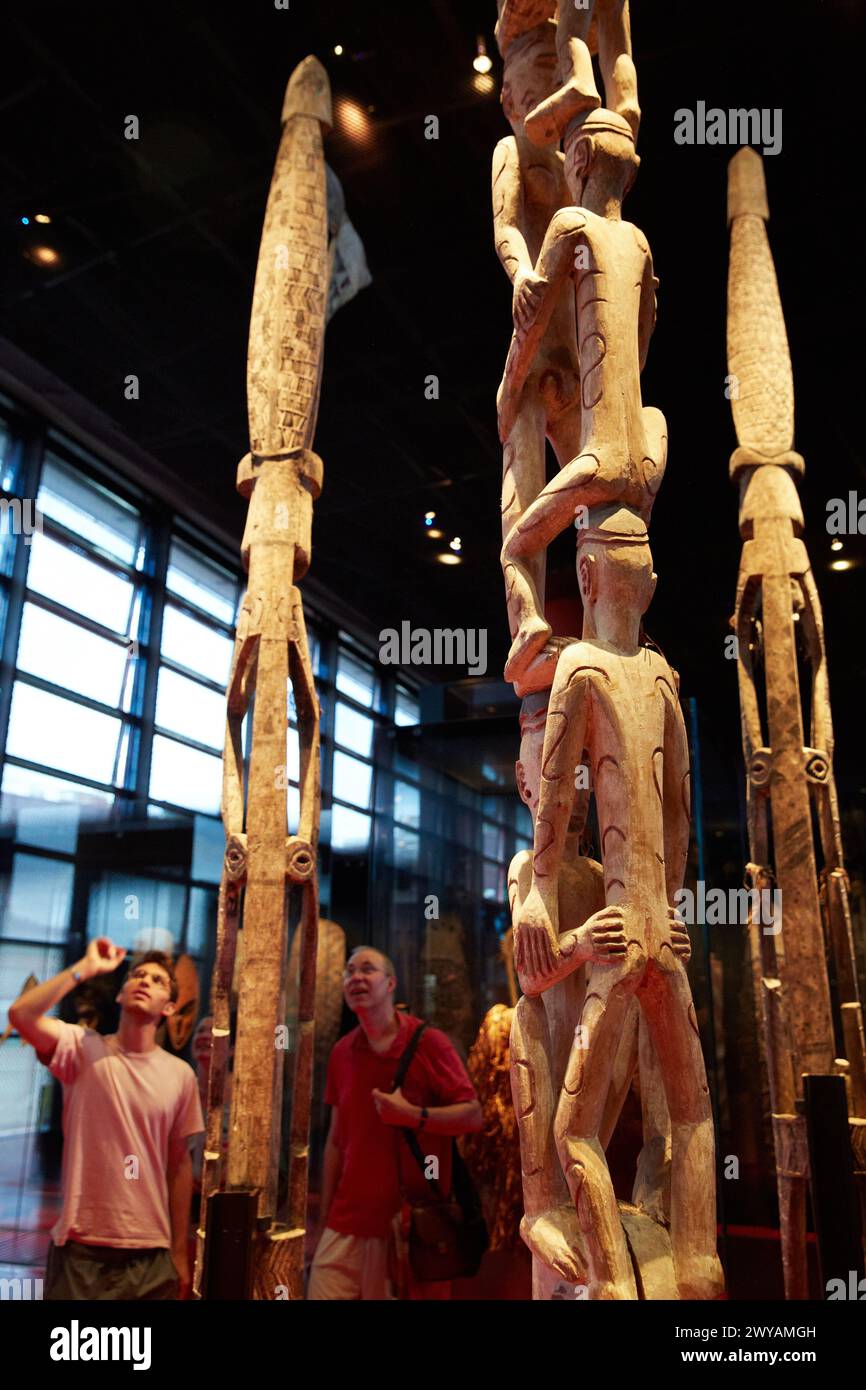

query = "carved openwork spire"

[
  {"left": 194, "top": 55, "right": 329, "bottom": 1302},
  {"left": 726, "top": 145, "right": 866, "bottom": 1301}
]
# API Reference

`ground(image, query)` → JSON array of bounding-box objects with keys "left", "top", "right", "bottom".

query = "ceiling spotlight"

[
  {"left": 830, "top": 538, "right": 843, "bottom": 552},
  {"left": 28, "top": 245, "right": 60, "bottom": 267},
  {"left": 424, "top": 511, "right": 436, "bottom": 526},
  {"left": 34, "top": 212, "right": 52, "bottom": 224},
  {"left": 473, "top": 36, "right": 492, "bottom": 74},
  {"left": 473, "top": 72, "right": 495, "bottom": 96},
  {"left": 436, "top": 552, "right": 462, "bottom": 566},
  {"left": 449, "top": 536, "right": 462, "bottom": 552},
  {"left": 830, "top": 559, "right": 853, "bottom": 572},
  {"left": 426, "top": 528, "right": 444, "bottom": 539},
  {"left": 334, "top": 44, "right": 343, "bottom": 56}
]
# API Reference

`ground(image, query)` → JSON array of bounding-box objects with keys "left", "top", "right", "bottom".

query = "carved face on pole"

[
  {"left": 515, "top": 690, "right": 549, "bottom": 818},
  {"left": 564, "top": 112, "right": 639, "bottom": 207},
  {"left": 501, "top": 21, "right": 559, "bottom": 133},
  {"left": 577, "top": 509, "right": 657, "bottom": 628}
]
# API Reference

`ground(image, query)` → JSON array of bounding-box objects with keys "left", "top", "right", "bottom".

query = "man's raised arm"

[{"left": 9, "top": 936, "right": 127, "bottom": 1059}]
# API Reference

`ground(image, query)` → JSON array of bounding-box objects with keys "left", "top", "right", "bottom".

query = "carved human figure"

[
  {"left": 498, "top": 111, "right": 666, "bottom": 694},
  {"left": 494, "top": 19, "right": 584, "bottom": 697},
  {"left": 514, "top": 508, "right": 723, "bottom": 1299},
  {"left": 523, "top": 0, "right": 640, "bottom": 148},
  {"left": 509, "top": 688, "right": 685, "bottom": 1292}
]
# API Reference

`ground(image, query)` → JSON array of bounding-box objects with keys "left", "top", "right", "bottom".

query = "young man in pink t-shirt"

[{"left": 10, "top": 935, "right": 204, "bottom": 1301}]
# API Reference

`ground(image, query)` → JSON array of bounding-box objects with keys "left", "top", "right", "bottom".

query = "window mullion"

[
  {"left": 0, "top": 423, "right": 44, "bottom": 772},
  {"left": 128, "top": 507, "right": 171, "bottom": 809}
]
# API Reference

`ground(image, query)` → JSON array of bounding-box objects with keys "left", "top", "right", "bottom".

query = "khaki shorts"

[
  {"left": 44, "top": 1241, "right": 179, "bottom": 1301},
  {"left": 307, "top": 1227, "right": 393, "bottom": 1300},
  {"left": 307, "top": 1226, "right": 451, "bottom": 1301}
]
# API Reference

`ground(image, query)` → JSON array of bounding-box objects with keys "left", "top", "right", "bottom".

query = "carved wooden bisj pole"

[
  {"left": 493, "top": 0, "right": 723, "bottom": 1300},
  {"left": 194, "top": 55, "right": 331, "bottom": 1301},
  {"left": 725, "top": 147, "right": 866, "bottom": 1299}
]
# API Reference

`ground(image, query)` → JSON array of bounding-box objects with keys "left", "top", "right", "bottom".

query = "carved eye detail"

[
  {"left": 805, "top": 753, "right": 828, "bottom": 783},
  {"left": 286, "top": 838, "right": 316, "bottom": 882},
  {"left": 225, "top": 836, "right": 248, "bottom": 882},
  {"left": 749, "top": 750, "right": 772, "bottom": 787}
]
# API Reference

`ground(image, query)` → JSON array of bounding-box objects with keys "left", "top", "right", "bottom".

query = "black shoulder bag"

[{"left": 391, "top": 1021, "right": 488, "bottom": 1283}]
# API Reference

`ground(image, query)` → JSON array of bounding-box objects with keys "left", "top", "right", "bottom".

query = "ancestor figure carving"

[{"left": 493, "top": 0, "right": 724, "bottom": 1299}]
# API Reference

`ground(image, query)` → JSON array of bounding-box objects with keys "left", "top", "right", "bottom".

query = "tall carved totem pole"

[
  {"left": 725, "top": 147, "right": 866, "bottom": 1298},
  {"left": 494, "top": 1, "right": 723, "bottom": 1299},
  {"left": 193, "top": 56, "right": 331, "bottom": 1301}
]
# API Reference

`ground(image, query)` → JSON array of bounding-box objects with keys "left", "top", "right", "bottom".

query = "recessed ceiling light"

[
  {"left": 34, "top": 212, "right": 52, "bottom": 224},
  {"left": 426, "top": 528, "right": 444, "bottom": 540},
  {"left": 830, "top": 538, "right": 843, "bottom": 552},
  {"left": 449, "top": 536, "right": 462, "bottom": 552},
  {"left": 473, "top": 36, "right": 492, "bottom": 74},
  {"left": 436, "top": 553, "right": 462, "bottom": 566},
  {"left": 334, "top": 44, "right": 343, "bottom": 56},
  {"left": 830, "top": 559, "right": 853, "bottom": 571},
  {"left": 424, "top": 511, "right": 436, "bottom": 526},
  {"left": 28, "top": 245, "right": 60, "bottom": 267}
]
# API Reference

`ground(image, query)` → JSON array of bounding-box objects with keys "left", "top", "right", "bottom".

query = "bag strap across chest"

[
  {"left": 390, "top": 1021, "right": 447, "bottom": 1202},
  {"left": 391, "top": 1020, "right": 429, "bottom": 1092}
]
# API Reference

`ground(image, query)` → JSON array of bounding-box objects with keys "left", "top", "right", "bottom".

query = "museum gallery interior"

[{"left": 1, "top": 0, "right": 864, "bottom": 1311}]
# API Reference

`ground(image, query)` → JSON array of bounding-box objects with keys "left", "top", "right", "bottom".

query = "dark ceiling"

[{"left": 2, "top": 1, "right": 865, "bottom": 817}]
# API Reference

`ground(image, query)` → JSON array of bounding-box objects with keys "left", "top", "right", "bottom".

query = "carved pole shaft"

[
  {"left": 280, "top": 597, "right": 322, "bottom": 1297},
  {"left": 193, "top": 642, "right": 249, "bottom": 1295},
  {"left": 193, "top": 872, "right": 240, "bottom": 1294},
  {"left": 285, "top": 872, "right": 320, "bottom": 1231},
  {"left": 228, "top": 565, "right": 293, "bottom": 1205}
]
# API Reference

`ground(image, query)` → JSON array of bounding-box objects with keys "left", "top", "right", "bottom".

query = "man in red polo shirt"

[{"left": 308, "top": 945, "right": 482, "bottom": 1300}]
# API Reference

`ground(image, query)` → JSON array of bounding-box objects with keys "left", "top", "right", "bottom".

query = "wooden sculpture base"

[
  {"left": 251, "top": 1224, "right": 305, "bottom": 1301},
  {"left": 532, "top": 1202, "right": 677, "bottom": 1300}
]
